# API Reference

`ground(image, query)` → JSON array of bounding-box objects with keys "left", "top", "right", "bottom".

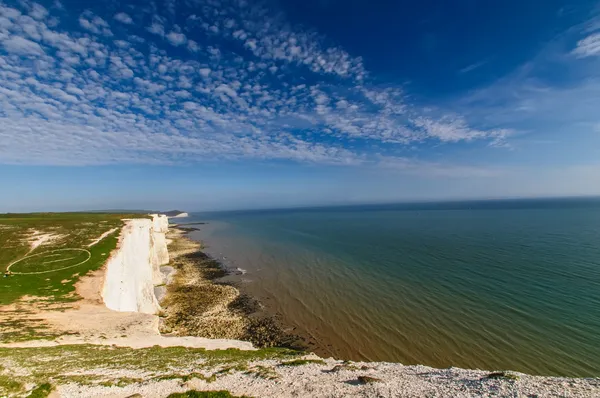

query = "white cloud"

[
  {"left": 147, "top": 22, "right": 164, "bottom": 37},
  {"left": 2, "top": 35, "right": 44, "bottom": 55},
  {"left": 166, "top": 31, "right": 186, "bottom": 46},
  {"left": 29, "top": 4, "right": 48, "bottom": 20},
  {"left": 0, "top": 5, "right": 21, "bottom": 19},
  {"left": 113, "top": 39, "right": 129, "bottom": 48},
  {"left": 114, "top": 12, "right": 133, "bottom": 25},
  {"left": 412, "top": 116, "right": 485, "bottom": 142},
  {"left": 0, "top": 0, "right": 514, "bottom": 170},
  {"left": 232, "top": 29, "right": 247, "bottom": 40},
  {"left": 245, "top": 38, "right": 257, "bottom": 51},
  {"left": 412, "top": 116, "right": 512, "bottom": 146},
  {"left": 215, "top": 84, "right": 237, "bottom": 98},
  {"left": 573, "top": 33, "right": 600, "bottom": 57},
  {"left": 187, "top": 39, "right": 199, "bottom": 52},
  {"left": 458, "top": 60, "right": 487, "bottom": 74},
  {"left": 79, "top": 11, "right": 112, "bottom": 36}
]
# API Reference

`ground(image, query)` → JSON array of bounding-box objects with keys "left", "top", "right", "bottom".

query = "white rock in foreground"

[{"left": 56, "top": 358, "right": 600, "bottom": 398}]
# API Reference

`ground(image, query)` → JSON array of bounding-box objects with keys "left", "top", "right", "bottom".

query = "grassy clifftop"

[
  {"left": 0, "top": 213, "right": 145, "bottom": 343},
  {"left": 0, "top": 212, "right": 141, "bottom": 304}
]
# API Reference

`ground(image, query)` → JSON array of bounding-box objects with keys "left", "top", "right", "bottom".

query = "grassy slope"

[
  {"left": 0, "top": 345, "right": 301, "bottom": 397},
  {"left": 0, "top": 213, "right": 142, "bottom": 305}
]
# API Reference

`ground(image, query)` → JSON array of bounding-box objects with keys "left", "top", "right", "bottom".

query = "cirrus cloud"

[{"left": 0, "top": 0, "right": 514, "bottom": 169}]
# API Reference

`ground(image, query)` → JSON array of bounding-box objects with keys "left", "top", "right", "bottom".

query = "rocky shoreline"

[
  {"left": 3, "top": 343, "right": 599, "bottom": 398},
  {"left": 159, "top": 226, "right": 302, "bottom": 349}
]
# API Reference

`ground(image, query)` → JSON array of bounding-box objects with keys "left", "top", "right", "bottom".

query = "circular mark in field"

[{"left": 7, "top": 248, "right": 92, "bottom": 275}]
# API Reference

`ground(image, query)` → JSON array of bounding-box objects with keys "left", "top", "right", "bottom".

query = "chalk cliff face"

[
  {"left": 150, "top": 214, "right": 169, "bottom": 285},
  {"left": 169, "top": 212, "right": 189, "bottom": 218},
  {"left": 151, "top": 214, "right": 169, "bottom": 233},
  {"left": 101, "top": 215, "right": 169, "bottom": 314}
]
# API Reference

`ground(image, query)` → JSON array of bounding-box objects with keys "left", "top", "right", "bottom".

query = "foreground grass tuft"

[
  {"left": 278, "top": 359, "right": 326, "bottom": 367},
  {"left": 168, "top": 391, "right": 251, "bottom": 398},
  {"left": 485, "top": 371, "right": 520, "bottom": 381},
  {"left": 0, "top": 374, "right": 23, "bottom": 396},
  {"left": 26, "top": 383, "right": 53, "bottom": 398},
  {"left": 244, "top": 365, "right": 279, "bottom": 380},
  {"left": 357, "top": 375, "right": 382, "bottom": 384}
]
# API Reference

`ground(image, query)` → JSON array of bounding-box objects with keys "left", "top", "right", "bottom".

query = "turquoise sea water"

[{"left": 186, "top": 198, "right": 600, "bottom": 377}]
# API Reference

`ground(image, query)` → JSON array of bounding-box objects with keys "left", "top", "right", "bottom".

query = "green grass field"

[{"left": 0, "top": 213, "right": 140, "bottom": 305}]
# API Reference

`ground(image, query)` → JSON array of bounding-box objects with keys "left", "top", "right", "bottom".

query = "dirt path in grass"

[{"left": 87, "top": 227, "right": 118, "bottom": 247}]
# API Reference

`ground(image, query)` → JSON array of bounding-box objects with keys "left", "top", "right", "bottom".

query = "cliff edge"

[{"left": 101, "top": 215, "right": 169, "bottom": 314}]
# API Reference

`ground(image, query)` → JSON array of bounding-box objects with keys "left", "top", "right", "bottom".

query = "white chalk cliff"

[
  {"left": 150, "top": 214, "right": 169, "bottom": 285},
  {"left": 169, "top": 212, "right": 189, "bottom": 218},
  {"left": 102, "top": 215, "right": 170, "bottom": 314}
]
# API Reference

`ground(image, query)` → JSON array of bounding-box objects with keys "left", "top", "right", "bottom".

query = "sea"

[{"left": 183, "top": 198, "right": 600, "bottom": 377}]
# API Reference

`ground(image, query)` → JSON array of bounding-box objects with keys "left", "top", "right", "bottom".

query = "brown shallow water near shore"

[
  {"left": 159, "top": 228, "right": 302, "bottom": 349},
  {"left": 186, "top": 222, "right": 405, "bottom": 362},
  {"left": 184, "top": 223, "right": 351, "bottom": 360}
]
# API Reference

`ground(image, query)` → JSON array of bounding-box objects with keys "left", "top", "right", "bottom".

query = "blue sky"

[{"left": 1, "top": 0, "right": 600, "bottom": 211}]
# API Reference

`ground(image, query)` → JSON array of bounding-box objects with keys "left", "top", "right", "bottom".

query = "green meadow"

[{"left": 0, "top": 213, "right": 138, "bottom": 305}]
